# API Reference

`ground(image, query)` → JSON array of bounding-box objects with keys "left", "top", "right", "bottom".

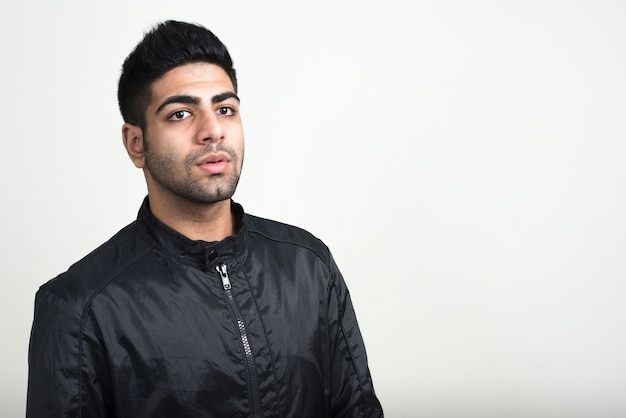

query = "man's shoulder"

[
  {"left": 40, "top": 221, "right": 153, "bottom": 304},
  {"left": 245, "top": 213, "right": 331, "bottom": 261}
]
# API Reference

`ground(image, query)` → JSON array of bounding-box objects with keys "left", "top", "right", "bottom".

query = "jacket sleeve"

[
  {"left": 327, "top": 256, "right": 384, "bottom": 417},
  {"left": 27, "top": 288, "right": 114, "bottom": 418}
]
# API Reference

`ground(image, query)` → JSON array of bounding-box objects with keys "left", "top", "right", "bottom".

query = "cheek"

[
  {"left": 146, "top": 132, "right": 190, "bottom": 158},
  {"left": 236, "top": 128, "right": 245, "bottom": 152},
  {"left": 238, "top": 134, "right": 245, "bottom": 152},
  {"left": 237, "top": 139, "right": 245, "bottom": 163},
  {"left": 226, "top": 125, "right": 245, "bottom": 152}
]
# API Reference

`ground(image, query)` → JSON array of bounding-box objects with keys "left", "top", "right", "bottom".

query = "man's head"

[
  {"left": 118, "top": 20, "right": 237, "bottom": 130},
  {"left": 120, "top": 21, "right": 244, "bottom": 209}
]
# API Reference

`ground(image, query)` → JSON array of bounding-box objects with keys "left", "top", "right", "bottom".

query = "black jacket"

[{"left": 27, "top": 199, "right": 383, "bottom": 417}]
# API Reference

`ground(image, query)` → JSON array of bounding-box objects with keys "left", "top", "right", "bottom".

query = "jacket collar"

[{"left": 136, "top": 196, "right": 248, "bottom": 269}]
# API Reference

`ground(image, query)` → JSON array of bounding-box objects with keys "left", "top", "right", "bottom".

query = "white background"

[{"left": 1, "top": 1, "right": 625, "bottom": 417}]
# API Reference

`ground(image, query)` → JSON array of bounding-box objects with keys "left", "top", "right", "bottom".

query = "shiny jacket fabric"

[{"left": 27, "top": 199, "right": 383, "bottom": 417}]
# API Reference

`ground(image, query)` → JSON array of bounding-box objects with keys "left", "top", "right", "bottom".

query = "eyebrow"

[{"left": 155, "top": 92, "right": 240, "bottom": 115}]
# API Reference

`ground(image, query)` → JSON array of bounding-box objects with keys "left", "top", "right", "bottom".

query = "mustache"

[{"left": 187, "top": 145, "right": 237, "bottom": 165}]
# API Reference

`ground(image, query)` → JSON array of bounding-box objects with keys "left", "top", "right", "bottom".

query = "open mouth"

[{"left": 197, "top": 153, "right": 230, "bottom": 174}]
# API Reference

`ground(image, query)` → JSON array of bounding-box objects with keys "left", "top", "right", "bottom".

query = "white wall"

[{"left": 2, "top": 1, "right": 625, "bottom": 417}]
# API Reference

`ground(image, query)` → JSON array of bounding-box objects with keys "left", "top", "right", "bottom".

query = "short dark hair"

[{"left": 117, "top": 20, "right": 237, "bottom": 128}]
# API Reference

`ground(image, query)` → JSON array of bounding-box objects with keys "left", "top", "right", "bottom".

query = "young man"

[{"left": 27, "top": 20, "right": 383, "bottom": 417}]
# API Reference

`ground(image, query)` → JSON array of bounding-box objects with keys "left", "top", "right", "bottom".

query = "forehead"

[{"left": 148, "top": 63, "right": 234, "bottom": 104}]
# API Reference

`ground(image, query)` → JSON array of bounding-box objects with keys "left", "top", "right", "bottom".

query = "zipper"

[{"left": 216, "top": 263, "right": 262, "bottom": 418}]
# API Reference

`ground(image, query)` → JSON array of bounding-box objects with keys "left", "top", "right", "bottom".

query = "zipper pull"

[{"left": 216, "top": 263, "right": 232, "bottom": 290}]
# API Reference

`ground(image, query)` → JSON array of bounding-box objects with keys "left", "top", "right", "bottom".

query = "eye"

[
  {"left": 168, "top": 110, "right": 191, "bottom": 121},
  {"left": 216, "top": 106, "right": 235, "bottom": 116}
]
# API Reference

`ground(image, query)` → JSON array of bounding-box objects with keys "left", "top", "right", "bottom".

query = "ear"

[{"left": 122, "top": 123, "right": 146, "bottom": 168}]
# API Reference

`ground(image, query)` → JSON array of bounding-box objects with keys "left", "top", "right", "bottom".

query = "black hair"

[{"left": 117, "top": 20, "right": 237, "bottom": 129}]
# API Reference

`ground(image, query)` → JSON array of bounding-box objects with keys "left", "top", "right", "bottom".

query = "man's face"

[{"left": 139, "top": 62, "right": 244, "bottom": 205}]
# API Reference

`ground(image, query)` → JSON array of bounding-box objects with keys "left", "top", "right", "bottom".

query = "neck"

[{"left": 148, "top": 193, "right": 235, "bottom": 242}]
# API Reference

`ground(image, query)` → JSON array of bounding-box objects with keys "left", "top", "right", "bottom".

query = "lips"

[
  {"left": 197, "top": 153, "right": 230, "bottom": 174},
  {"left": 198, "top": 153, "right": 229, "bottom": 165}
]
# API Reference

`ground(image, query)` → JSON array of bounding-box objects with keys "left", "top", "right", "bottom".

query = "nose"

[{"left": 195, "top": 111, "right": 225, "bottom": 144}]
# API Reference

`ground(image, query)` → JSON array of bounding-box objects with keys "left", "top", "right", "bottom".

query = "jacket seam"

[
  {"left": 247, "top": 229, "right": 329, "bottom": 266},
  {"left": 77, "top": 245, "right": 154, "bottom": 418},
  {"left": 330, "top": 279, "right": 366, "bottom": 416},
  {"left": 241, "top": 267, "right": 283, "bottom": 417}
]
